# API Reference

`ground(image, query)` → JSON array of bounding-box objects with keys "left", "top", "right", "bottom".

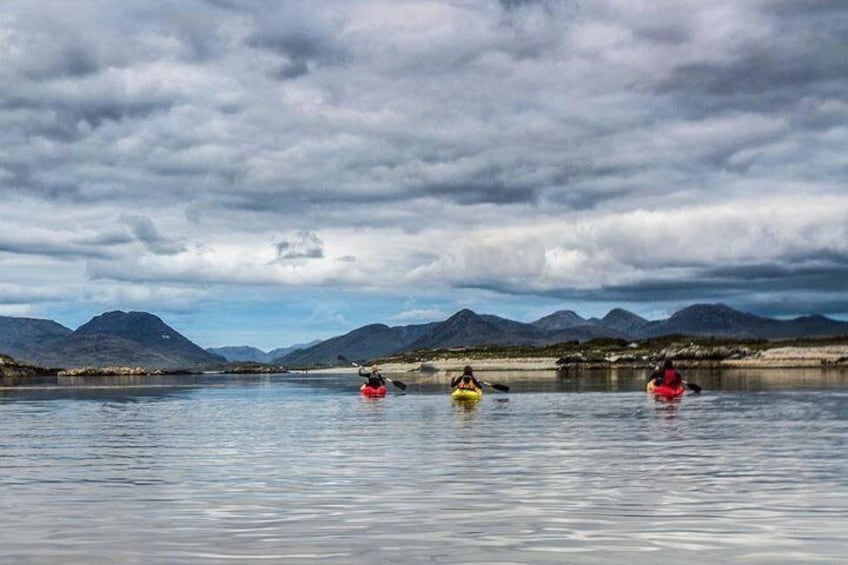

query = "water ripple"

[{"left": 0, "top": 377, "right": 846, "bottom": 563}]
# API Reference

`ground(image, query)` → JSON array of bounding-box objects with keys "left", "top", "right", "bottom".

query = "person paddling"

[
  {"left": 648, "top": 359, "right": 702, "bottom": 396},
  {"left": 359, "top": 364, "right": 386, "bottom": 390},
  {"left": 451, "top": 365, "right": 483, "bottom": 391},
  {"left": 652, "top": 359, "right": 683, "bottom": 388}
]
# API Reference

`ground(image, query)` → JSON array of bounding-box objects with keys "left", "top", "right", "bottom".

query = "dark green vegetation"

[{"left": 375, "top": 334, "right": 848, "bottom": 367}]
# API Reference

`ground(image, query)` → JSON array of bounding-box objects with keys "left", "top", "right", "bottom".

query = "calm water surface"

[{"left": 2, "top": 371, "right": 847, "bottom": 564}]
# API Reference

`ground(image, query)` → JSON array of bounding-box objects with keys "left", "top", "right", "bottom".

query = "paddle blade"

[
  {"left": 390, "top": 379, "right": 407, "bottom": 391},
  {"left": 686, "top": 382, "right": 702, "bottom": 394},
  {"left": 491, "top": 383, "right": 510, "bottom": 392}
]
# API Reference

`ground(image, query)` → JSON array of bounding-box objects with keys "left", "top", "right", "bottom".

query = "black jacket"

[
  {"left": 451, "top": 374, "right": 482, "bottom": 389},
  {"left": 359, "top": 367, "right": 386, "bottom": 387}
]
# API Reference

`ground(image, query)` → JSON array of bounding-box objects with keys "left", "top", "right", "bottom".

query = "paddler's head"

[{"left": 463, "top": 365, "right": 473, "bottom": 376}]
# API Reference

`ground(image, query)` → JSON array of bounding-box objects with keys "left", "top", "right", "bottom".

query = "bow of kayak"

[
  {"left": 646, "top": 380, "right": 685, "bottom": 400},
  {"left": 451, "top": 387, "right": 483, "bottom": 401},
  {"left": 360, "top": 384, "right": 387, "bottom": 398}
]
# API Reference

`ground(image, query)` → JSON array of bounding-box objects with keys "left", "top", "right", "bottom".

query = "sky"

[{"left": 2, "top": 0, "right": 847, "bottom": 350}]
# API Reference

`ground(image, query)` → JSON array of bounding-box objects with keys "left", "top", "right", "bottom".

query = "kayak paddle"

[
  {"left": 685, "top": 381, "right": 702, "bottom": 394},
  {"left": 649, "top": 365, "right": 701, "bottom": 394},
  {"left": 337, "top": 354, "right": 407, "bottom": 391},
  {"left": 479, "top": 380, "right": 510, "bottom": 393}
]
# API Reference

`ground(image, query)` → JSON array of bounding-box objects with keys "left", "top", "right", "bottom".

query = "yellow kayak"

[{"left": 451, "top": 387, "right": 483, "bottom": 401}]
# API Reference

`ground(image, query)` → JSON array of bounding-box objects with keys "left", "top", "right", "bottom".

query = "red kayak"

[
  {"left": 647, "top": 380, "right": 685, "bottom": 400},
  {"left": 360, "top": 383, "right": 387, "bottom": 398}
]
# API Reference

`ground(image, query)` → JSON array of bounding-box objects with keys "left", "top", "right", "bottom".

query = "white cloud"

[{"left": 387, "top": 308, "right": 449, "bottom": 323}]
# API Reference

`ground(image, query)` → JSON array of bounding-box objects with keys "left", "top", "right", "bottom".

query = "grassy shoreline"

[
  {"left": 368, "top": 335, "right": 848, "bottom": 375},
  {"left": 4, "top": 335, "right": 848, "bottom": 382}
]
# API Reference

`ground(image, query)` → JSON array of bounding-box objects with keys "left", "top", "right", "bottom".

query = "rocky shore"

[
  {"left": 5, "top": 339, "right": 848, "bottom": 384},
  {"left": 56, "top": 366, "right": 166, "bottom": 377},
  {"left": 0, "top": 353, "right": 58, "bottom": 378},
  {"left": 372, "top": 342, "right": 848, "bottom": 375},
  {"left": 221, "top": 363, "right": 289, "bottom": 374}
]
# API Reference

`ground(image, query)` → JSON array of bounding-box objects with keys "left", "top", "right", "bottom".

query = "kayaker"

[
  {"left": 655, "top": 359, "right": 683, "bottom": 388},
  {"left": 451, "top": 365, "right": 482, "bottom": 391},
  {"left": 359, "top": 364, "right": 386, "bottom": 389}
]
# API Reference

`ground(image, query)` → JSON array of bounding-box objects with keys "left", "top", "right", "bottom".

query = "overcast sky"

[{"left": 2, "top": 0, "right": 847, "bottom": 349}]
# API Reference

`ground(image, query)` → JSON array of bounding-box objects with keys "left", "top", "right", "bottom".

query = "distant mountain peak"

[
  {"left": 69, "top": 310, "right": 223, "bottom": 368},
  {"left": 448, "top": 309, "right": 479, "bottom": 320},
  {"left": 531, "top": 310, "right": 586, "bottom": 331},
  {"left": 77, "top": 310, "right": 167, "bottom": 332},
  {"left": 603, "top": 307, "right": 642, "bottom": 320},
  {"left": 600, "top": 308, "right": 649, "bottom": 333},
  {"left": 667, "top": 303, "right": 766, "bottom": 325}
]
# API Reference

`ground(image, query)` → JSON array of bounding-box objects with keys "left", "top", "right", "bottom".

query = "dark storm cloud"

[
  {"left": 201, "top": 0, "right": 242, "bottom": 11},
  {"left": 657, "top": 4, "right": 848, "bottom": 118},
  {"left": 546, "top": 184, "right": 633, "bottom": 211},
  {"left": 273, "top": 231, "right": 324, "bottom": 261},
  {"left": 0, "top": 237, "right": 114, "bottom": 259},
  {"left": 631, "top": 24, "right": 690, "bottom": 46},
  {"left": 120, "top": 215, "right": 186, "bottom": 256},
  {"left": 458, "top": 276, "right": 733, "bottom": 305},
  {"left": 23, "top": 42, "right": 101, "bottom": 81},
  {"left": 598, "top": 266, "right": 848, "bottom": 303},
  {"left": 74, "top": 231, "right": 136, "bottom": 247},
  {"left": 499, "top": 0, "right": 561, "bottom": 12},
  {"left": 705, "top": 262, "right": 848, "bottom": 294},
  {"left": 741, "top": 296, "right": 848, "bottom": 318},
  {"left": 246, "top": 7, "right": 348, "bottom": 79},
  {"left": 455, "top": 252, "right": 848, "bottom": 312},
  {"left": 0, "top": 163, "right": 85, "bottom": 201},
  {"left": 2, "top": 95, "right": 174, "bottom": 141},
  {"left": 424, "top": 178, "right": 539, "bottom": 205},
  {"left": 665, "top": 38, "right": 848, "bottom": 96},
  {"left": 766, "top": 0, "right": 848, "bottom": 18},
  {"left": 6, "top": 20, "right": 107, "bottom": 82}
]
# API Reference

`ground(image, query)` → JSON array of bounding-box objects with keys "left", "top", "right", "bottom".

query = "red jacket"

[{"left": 662, "top": 368, "right": 682, "bottom": 388}]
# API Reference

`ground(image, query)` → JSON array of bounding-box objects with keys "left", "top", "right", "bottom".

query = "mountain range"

[
  {"left": 2, "top": 304, "right": 847, "bottom": 370},
  {"left": 206, "top": 341, "right": 323, "bottom": 364},
  {"left": 277, "top": 304, "right": 848, "bottom": 366}
]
